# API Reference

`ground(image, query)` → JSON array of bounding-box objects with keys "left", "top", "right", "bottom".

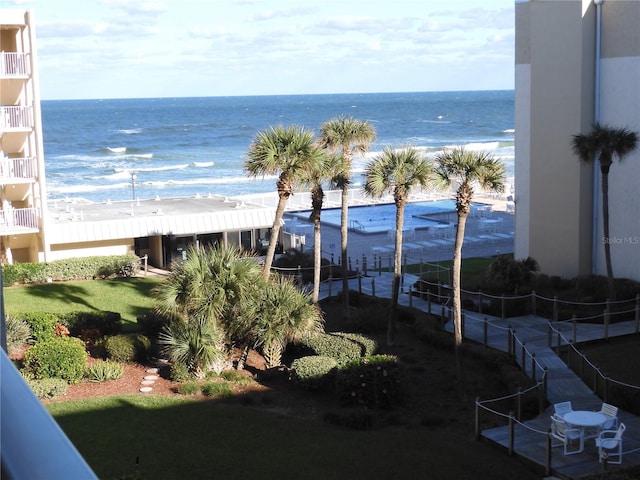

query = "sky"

[{"left": 6, "top": 0, "right": 515, "bottom": 100}]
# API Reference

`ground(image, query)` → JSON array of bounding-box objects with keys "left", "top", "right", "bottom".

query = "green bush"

[
  {"left": 2, "top": 254, "right": 140, "bottom": 285},
  {"left": 65, "top": 311, "right": 122, "bottom": 337},
  {"left": 136, "top": 310, "right": 172, "bottom": 338},
  {"left": 26, "top": 377, "right": 69, "bottom": 399},
  {"left": 335, "top": 354, "right": 402, "bottom": 410},
  {"left": 104, "top": 334, "right": 150, "bottom": 363},
  {"left": 169, "top": 362, "right": 192, "bottom": 382},
  {"left": 23, "top": 337, "right": 88, "bottom": 384},
  {"left": 299, "top": 332, "right": 374, "bottom": 366},
  {"left": 290, "top": 355, "right": 338, "bottom": 390},
  {"left": 19, "top": 312, "right": 60, "bottom": 344},
  {"left": 86, "top": 360, "right": 125, "bottom": 382},
  {"left": 201, "top": 382, "right": 233, "bottom": 398},
  {"left": 5, "top": 315, "right": 31, "bottom": 356}
]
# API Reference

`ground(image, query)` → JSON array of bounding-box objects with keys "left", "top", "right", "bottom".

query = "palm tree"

[
  {"left": 434, "top": 147, "right": 504, "bottom": 394},
  {"left": 245, "top": 125, "right": 326, "bottom": 279},
  {"left": 302, "top": 152, "right": 346, "bottom": 304},
  {"left": 252, "top": 274, "right": 324, "bottom": 368},
  {"left": 154, "top": 244, "right": 264, "bottom": 372},
  {"left": 363, "top": 146, "right": 433, "bottom": 345},
  {"left": 572, "top": 123, "right": 638, "bottom": 300},
  {"left": 319, "top": 116, "right": 376, "bottom": 318}
]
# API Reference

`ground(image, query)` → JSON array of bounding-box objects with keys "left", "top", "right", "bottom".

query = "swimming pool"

[{"left": 287, "top": 199, "right": 463, "bottom": 234}]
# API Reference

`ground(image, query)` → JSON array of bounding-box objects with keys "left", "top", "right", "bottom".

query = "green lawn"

[
  {"left": 3, "top": 277, "right": 161, "bottom": 326},
  {"left": 46, "top": 394, "right": 539, "bottom": 480}
]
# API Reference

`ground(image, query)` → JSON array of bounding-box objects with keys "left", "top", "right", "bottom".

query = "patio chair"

[
  {"left": 596, "top": 423, "right": 626, "bottom": 464},
  {"left": 553, "top": 401, "right": 573, "bottom": 417},
  {"left": 599, "top": 402, "right": 619, "bottom": 430},
  {"left": 550, "top": 414, "right": 584, "bottom": 455}
]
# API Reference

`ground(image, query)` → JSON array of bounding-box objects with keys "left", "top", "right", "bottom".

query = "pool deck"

[{"left": 283, "top": 193, "right": 514, "bottom": 266}]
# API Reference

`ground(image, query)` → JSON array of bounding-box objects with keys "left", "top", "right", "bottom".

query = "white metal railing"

[
  {"left": 0, "top": 106, "right": 34, "bottom": 130},
  {"left": 0, "top": 157, "right": 37, "bottom": 180},
  {"left": 0, "top": 52, "right": 30, "bottom": 77},
  {"left": 0, "top": 207, "right": 39, "bottom": 233}
]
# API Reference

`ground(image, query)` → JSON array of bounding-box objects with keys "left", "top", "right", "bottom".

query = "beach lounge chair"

[
  {"left": 599, "top": 403, "right": 619, "bottom": 430},
  {"left": 595, "top": 423, "right": 626, "bottom": 464},
  {"left": 554, "top": 401, "right": 573, "bottom": 417},
  {"left": 550, "top": 414, "right": 584, "bottom": 455}
]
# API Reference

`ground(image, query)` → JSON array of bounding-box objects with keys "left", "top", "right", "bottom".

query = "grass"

[
  {"left": 3, "top": 277, "right": 161, "bottom": 326},
  {"left": 46, "top": 394, "right": 539, "bottom": 480}
]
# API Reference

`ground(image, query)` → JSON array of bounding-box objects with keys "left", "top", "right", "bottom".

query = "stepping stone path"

[{"left": 139, "top": 367, "right": 159, "bottom": 393}]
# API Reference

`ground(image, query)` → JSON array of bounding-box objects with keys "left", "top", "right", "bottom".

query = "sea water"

[{"left": 41, "top": 90, "right": 514, "bottom": 203}]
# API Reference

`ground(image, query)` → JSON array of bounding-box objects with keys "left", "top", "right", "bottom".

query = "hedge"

[{"left": 2, "top": 254, "right": 140, "bottom": 286}]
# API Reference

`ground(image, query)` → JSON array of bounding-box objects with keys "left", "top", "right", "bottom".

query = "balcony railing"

[
  {"left": 0, "top": 106, "right": 34, "bottom": 130},
  {"left": 0, "top": 157, "right": 38, "bottom": 180},
  {"left": 0, "top": 207, "right": 40, "bottom": 234},
  {"left": 0, "top": 52, "right": 30, "bottom": 77}
]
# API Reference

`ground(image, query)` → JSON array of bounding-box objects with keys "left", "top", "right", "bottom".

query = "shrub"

[
  {"left": 175, "top": 381, "right": 200, "bottom": 395},
  {"left": 5, "top": 315, "right": 31, "bottom": 356},
  {"left": 2, "top": 254, "right": 140, "bottom": 285},
  {"left": 19, "top": 312, "right": 60, "bottom": 344},
  {"left": 86, "top": 360, "right": 125, "bottom": 382},
  {"left": 201, "top": 382, "right": 233, "bottom": 398},
  {"left": 104, "top": 334, "right": 151, "bottom": 363},
  {"left": 136, "top": 310, "right": 172, "bottom": 338},
  {"left": 290, "top": 355, "right": 337, "bottom": 390},
  {"left": 299, "top": 332, "right": 371, "bottom": 366},
  {"left": 26, "top": 377, "right": 69, "bottom": 399},
  {"left": 169, "top": 362, "right": 192, "bottom": 382},
  {"left": 335, "top": 354, "right": 402, "bottom": 410},
  {"left": 64, "top": 311, "right": 122, "bottom": 337},
  {"left": 23, "top": 337, "right": 88, "bottom": 384}
]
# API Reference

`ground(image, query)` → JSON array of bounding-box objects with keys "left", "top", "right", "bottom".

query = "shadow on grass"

[{"left": 48, "top": 387, "right": 542, "bottom": 480}]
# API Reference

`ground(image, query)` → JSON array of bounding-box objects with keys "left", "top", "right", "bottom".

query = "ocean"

[{"left": 41, "top": 90, "right": 514, "bottom": 203}]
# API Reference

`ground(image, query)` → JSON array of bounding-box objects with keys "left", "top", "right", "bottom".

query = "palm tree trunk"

[
  {"left": 601, "top": 171, "right": 616, "bottom": 300},
  {"left": 340, "top": 184, "right": 350, "bottom": 320},
  {"left": 387, "top": 202, "right": 405, "bottom": 346},
  {"left": 452, "top": 211, "right": 469, "bottom": 399},
  {"left": 263, "top": 195, "right": 288, "bottom": 280},
  {"left": 237, "top": 344, "right": 250, "bottom": 370},
  {"left": 312, "top": 216, "right": 322, "bottom": 304}
]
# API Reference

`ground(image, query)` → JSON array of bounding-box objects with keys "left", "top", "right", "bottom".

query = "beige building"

[
  {"left": 1, "top": 10, "right": 47, "bottom": 264},
  {"left": 515, "top": 0, "right": 640, "bottom": 281},
  {"left": 1, "top": 10, "right": 285, "bottom": 269}
]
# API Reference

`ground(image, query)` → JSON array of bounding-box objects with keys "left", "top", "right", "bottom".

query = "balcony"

[
  {"left": 0, "top": 52, "right": 30, "bottom": 78},
  {"left": 0, "top": 207, "right": 40, "bottom": 235},
  {"left": 0, "top": 106, "right": 34, "bottom": 131},
  {"left": 0, "top": 157, "right": 37, "bottom": 182}
]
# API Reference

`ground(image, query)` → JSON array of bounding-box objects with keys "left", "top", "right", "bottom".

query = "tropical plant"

[
  {"left": 158, "top": 318, "right": 227, "bottom": 377},
  {"left": 433, "top": 147, "right": 505, "bottom": 396},
  {"left": 244, "top": 125, "right": 326, "bottom": 279},
  {"left": 572, "top": 123, "right": 638, "bottom": 300},
  {"left": 319, "top": 116, "right": 376, "bottom": 318},
  {"left": 363, "top": 146, "right": 433, "bottom": 345},
  {"left": 485, "top": 255, "right": 539, "bottom": 294},
  {"left": 154, "top": 244, "right": 263, "bottom": 370},
  {"left": 251, "top": 274, "right": 324, "bottom": 368},
  {"left": 5, "top": 315, "right": 31, "bottom": 356}
]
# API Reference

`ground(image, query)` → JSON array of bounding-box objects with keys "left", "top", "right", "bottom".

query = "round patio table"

[{"left": 564, "top": 411, "right": 607, "bottom": 428}]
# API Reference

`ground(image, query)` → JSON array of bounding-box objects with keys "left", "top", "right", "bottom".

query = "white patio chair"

[
  {"left": 595, "top": 423, "right": 626, "bottom": 464},
  {"left": 550, "top": 414, "right": 584, "bottom": 455},
  {"left": 599, "top": 402, "right": 619, "bottom": 430},
  {"left": 553, "top": 401, "right": 573, "bottom": 417}
]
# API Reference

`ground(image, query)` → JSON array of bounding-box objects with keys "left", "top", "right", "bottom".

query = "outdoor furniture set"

[{"left": 550, "top": 401, "right": 626, "bottom": 464}]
